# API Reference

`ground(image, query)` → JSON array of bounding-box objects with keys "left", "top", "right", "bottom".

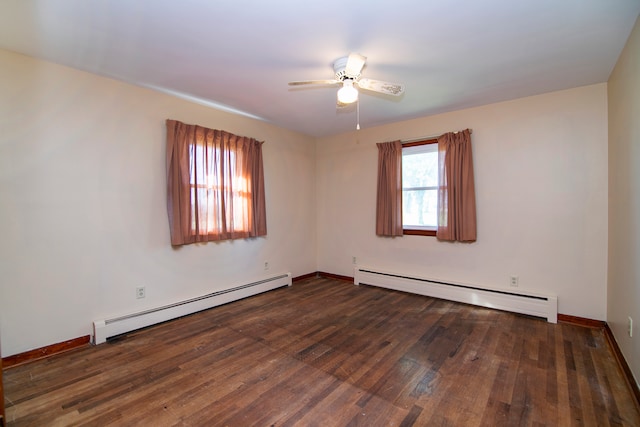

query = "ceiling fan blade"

[
  {"left": 357, "top": 78, "right": 405, "bottom": 96},
  {"left": 344, "top": 53, "right": 366, "bottom": 77},
  {"left": 289, "top": 79, "right": 339, "bottom": 86}
]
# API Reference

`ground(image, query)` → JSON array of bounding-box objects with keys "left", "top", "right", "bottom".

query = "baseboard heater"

[
  {"left": 354, "top": 267, "right": 557, "bottom": 323},
  {"left": 93, "top": 273, "right": 292, "bottom": 345}
]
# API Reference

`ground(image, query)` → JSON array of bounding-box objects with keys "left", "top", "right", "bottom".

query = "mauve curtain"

[
  {"left": 376, "top": 140, "right": 403, "bottom": 236},
  {"left": 436, "top": 129, "right": 477, "bottom": 242},
  {"left": 166, "top": 119, "right": 267, "bottom": 246}
]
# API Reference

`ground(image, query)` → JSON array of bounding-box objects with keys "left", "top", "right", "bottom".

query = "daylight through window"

[
  {"left": 402, "top": 140, "right": 438, "bottom": 235},
  {"left": 189, "top": 144, "right": 249, "bottom": 234},
  {"left": 166, "top": 120, "right": 267, "bottom": 245}
]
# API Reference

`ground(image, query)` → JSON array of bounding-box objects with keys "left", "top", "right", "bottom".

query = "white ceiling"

[{"left": 1, "top": 1, "right": 639, "bottom": 138}]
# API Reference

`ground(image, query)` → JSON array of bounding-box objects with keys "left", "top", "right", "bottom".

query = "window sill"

[{"left": 403, "top": 229, "right": 436, "bottom": 237}]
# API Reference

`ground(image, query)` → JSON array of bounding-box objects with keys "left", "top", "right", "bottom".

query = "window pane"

[
  {"left": 189, "top": 142, "right": 249, "bottom": 234},
  {"left": 402, "top": 151, "right": 438, "bottom": 188},
  {"left": 403, "top": 189, "right": 437, "bottom": 227}
]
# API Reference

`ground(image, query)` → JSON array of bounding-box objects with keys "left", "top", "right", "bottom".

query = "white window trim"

[{"left": 402, "top": 143, "right": 438, "bottom": 156}]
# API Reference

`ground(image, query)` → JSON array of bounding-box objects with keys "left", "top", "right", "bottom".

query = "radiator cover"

[
  {"left": 354, "top": 267, "right": 557, "bottom": 323},
  {"left": 93, "top": 273, "right": 292, "bottom": 344}
]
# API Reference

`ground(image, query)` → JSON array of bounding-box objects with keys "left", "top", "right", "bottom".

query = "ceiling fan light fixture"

[{"left": 337, "top": 80, "right": 358, "bottom": 104}]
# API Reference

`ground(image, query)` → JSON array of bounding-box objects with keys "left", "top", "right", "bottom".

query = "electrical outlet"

[
  {"left": 509, "top": 276, "right": 519, "bottom": 287},
  {"left": 629, "top": 316, "right": 633, "bottom": 337},
  {"left": 264, "top": 261, "right": 269, "bottom": 270},
  {"left": 136, "top": 286, "right": 145, "bottom": 299},
  {"left": 352, "top": 256, "right": 357, "bottom": 264}
]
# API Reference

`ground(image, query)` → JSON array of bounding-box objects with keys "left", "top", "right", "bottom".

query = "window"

[
  {"left": 402, "top": 139, "right": 438, "bottom": 236},
  {"left": 189, "top": 143, "right": 249, "bottom": 235},
  {"left": 166, "top": 120, "right": 267, "bottom": 246},
  {"left": 375, "top": 130, "right": 476, "bottom": 241}
]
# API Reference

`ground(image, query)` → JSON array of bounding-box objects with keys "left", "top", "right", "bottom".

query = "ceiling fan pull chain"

[{"left": 356, "top": 100, "right": 360, "bottom": 130}]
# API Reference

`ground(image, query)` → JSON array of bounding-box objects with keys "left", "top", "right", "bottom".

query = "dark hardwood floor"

[{"left": 3, "top": 277, "right": 639, "bottom": 426}]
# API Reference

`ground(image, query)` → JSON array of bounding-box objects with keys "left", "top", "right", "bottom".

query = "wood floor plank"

[{"left": 3, "top": 277, "right": 639, "bottom": 426}]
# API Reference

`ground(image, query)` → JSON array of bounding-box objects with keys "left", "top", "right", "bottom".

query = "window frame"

[{"left": 402, "top": 138, "right": 438, "bottom": 237}]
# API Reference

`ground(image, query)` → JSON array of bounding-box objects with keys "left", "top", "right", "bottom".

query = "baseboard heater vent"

[
  {"left": 93, "top": 273, "right": 292, "bottom": 345},
  {"left": 354, "top": 267, "right": 557, "bottom": 323}
]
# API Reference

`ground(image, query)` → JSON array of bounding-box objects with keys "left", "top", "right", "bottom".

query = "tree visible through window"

[{"left": 402, "top": 139, "right": 438, "bottom": 236}]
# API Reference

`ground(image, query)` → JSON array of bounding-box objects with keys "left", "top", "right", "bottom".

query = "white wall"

[
  {"left": 0, "top": 49, "right": 317, "bottom": 357},
  {"left": 316, "top": 84, "right": 608, "bottom": 320},
  {"left": 0, "top": 47, "right": 613, "bottom": 357},
  {"left": 608, "top": 16, "right": 640, "bottom": 386}
]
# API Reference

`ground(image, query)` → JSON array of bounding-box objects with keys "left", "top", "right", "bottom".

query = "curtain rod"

[{"left": 402, "top": 128, "right": 472, "bottom": 144}]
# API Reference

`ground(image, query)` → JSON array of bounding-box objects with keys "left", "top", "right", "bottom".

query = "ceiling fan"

[{"left": 288, "top": 53, "right": 405, "bottom": 107}]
